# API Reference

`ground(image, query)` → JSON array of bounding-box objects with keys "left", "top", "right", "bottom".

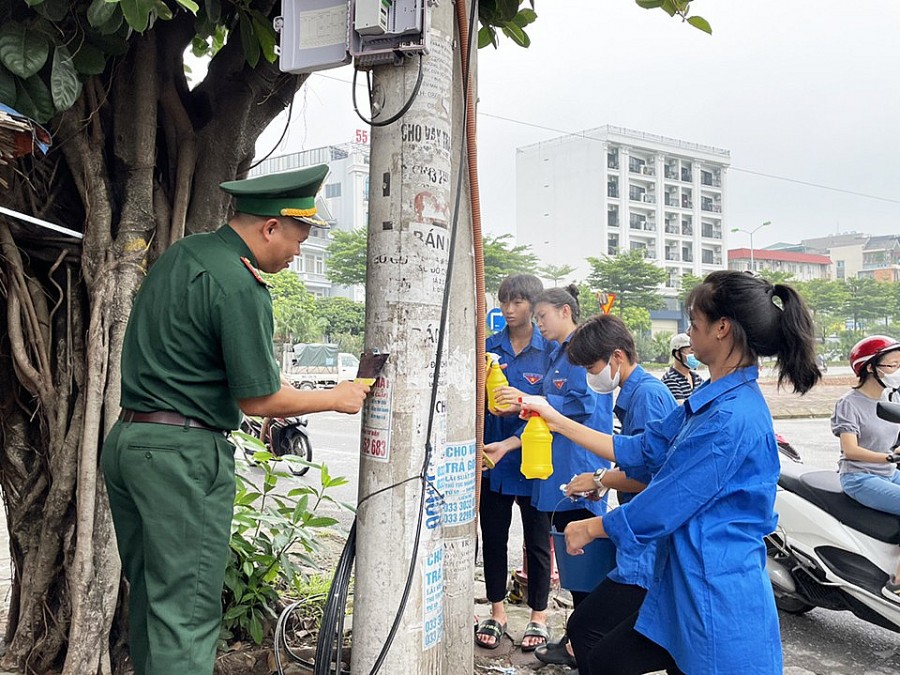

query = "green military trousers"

[{"left": 102, "top": 420, "right": 235, "bottom": 675}]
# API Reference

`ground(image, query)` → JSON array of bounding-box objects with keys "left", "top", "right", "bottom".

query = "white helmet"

[{"left": 670, "top": 333, "right": 691, "bottom": 352}]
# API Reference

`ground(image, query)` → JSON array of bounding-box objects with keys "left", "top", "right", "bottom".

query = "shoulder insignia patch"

[{"left": 240, "top": 257, "right": 268, "bottom": 286}]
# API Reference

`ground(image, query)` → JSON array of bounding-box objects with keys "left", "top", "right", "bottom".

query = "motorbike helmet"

[
  {"left": 849, "top": 335, "right": 900, "bottom": 376},
  {"left": 670, "top": 333, "right": 691, "bottom": 355}
]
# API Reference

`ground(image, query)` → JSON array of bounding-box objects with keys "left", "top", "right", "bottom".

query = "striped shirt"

[{"left": 661, "top": 367, "right": 702, "bottom": 402}]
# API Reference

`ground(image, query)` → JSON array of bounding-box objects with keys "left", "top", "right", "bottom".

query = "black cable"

[
  {"left": 248, "top": 96, "right": 294, "bottom": 171},
  {"left": 352, "top": 53, "right": 425, "bottom": 128}
]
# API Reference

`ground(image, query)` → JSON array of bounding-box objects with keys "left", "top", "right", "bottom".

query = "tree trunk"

[{"left": 0, "top": 18, "right": 302, "bottom": 674}]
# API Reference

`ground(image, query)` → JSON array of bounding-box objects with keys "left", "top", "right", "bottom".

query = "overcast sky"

[{"left": 256, "top": 0, "right": 900, "bottom": 250}]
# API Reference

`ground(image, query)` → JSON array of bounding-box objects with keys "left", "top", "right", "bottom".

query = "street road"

[{"left": 249, "top": 411, "right": 900, "bottom": 673}]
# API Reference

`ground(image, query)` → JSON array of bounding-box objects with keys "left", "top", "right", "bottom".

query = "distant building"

[
  {"left": 516, "top": 125, "right": 731, "bottom": 305},
  {"left": 859, "top": 235, "right": 900, "bottom": 282},
  {"left": 250, "top": 143, "right": 370, "bottom": 300},
  {"left": 727, "top": 248, "right": 832, "bottom": 281}
]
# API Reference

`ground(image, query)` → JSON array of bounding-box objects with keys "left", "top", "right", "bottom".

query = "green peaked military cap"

[{"left": 219, "top": 164, "right": 330, "bottom": 227}]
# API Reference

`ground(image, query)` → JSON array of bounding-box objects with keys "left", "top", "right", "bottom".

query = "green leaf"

[
  {"left": 176, "top": 0, "right": 200, "bottom": 14},
  {"left": 239, "top": 12, "right": 260, "bottom": 68},
  {"left": 24, "top": 0, "right": 45, "bottom": 7},
  {"left": 250, "top": 11, "right": 277, "bottom": 64},
  {"left": 0, "top": 67, "right": 15, "bottom": 106},
  {"left": 33, "top": 0, "right": 68, "bottom": 21},
  {"left": 513, "top": 8, "right": 537, "bottom": 27},
  {"left": 501, "top": 22, "right": 530, "bottom": 48},
  {"left": 477, "top": 25, "right": 496, "bottom": 49},
  {"left": 88, "top": 0, "right": 119, "bottom": 28},
  {"left": 154, "top": 0, "right": 173, "bottom": 21},
  {"left": 15, "top": 75, "right": 55, "bottom": 123},
  {"left": 634, "top": 0, "right": 665, "bottom": 8},
  {"left": 51, "top": 45, "right": 82, "bottom": 111},
  {"left": 248, "top": 613, "right": 263, "bottom": 644},
  {"left": 72, "top": 43, "right": 107, "bottom": 75},
  {"left": 660, "top": 0, "right": 678, "bottom": 17},
  {"left": 686, "top": 15, "right": 712, "bottom": 34},
  {"left": 120, "top": 0, "right": 155, "bottom": 33},
  {"left": 204, "top": 0, "right": 221, "bottom": 23},
  {"left": 497, "top": 0, "right": 519, "bottom": 22},
  {"left": 0, "top": 23, "right": 50, "bottom": 79}
]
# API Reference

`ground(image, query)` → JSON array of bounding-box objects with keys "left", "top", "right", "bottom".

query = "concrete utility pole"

[{"left": 352, "top": 0, "right": 477, "bottom": 672}]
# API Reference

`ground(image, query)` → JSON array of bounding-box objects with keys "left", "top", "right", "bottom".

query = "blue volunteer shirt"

[
  {"left": 606, "top": 365, "right": 678, "bottom": 588},
  {"left": 484, "top": 326, "right": 554, "bottom": 496},
  {"left": 604, "top": 366, "right": 782, "bottom": 674},
  {"left": 530, "top": 333, "right": 613, "bottom": 515}
]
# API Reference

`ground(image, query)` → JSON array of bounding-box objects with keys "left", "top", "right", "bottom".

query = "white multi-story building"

[
  {"left": 516, "top": 125, "right": 731, "bottom": 296},
  {"left": 251, "top": 143, "right": 370, "bottom": 300}
]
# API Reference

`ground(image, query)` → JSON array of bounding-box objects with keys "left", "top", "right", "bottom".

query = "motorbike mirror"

[{"left": 876, "top": 400, "right": 900, "bottom": 424}]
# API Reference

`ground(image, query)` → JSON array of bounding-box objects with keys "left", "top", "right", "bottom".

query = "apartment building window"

[
  {"left": 608, "top": 177, "right": 618, "bottom": 198},
  {"left": 630, "top": 213, "right": 646, "bottom": 229},
  {"left": 608, "top": 150, "right": 619, "bottom": 169},
  {"left": 304, "top": 254, "right": 315, "bottom": 273},
  {"left": 629, "top": 185, "right": 644, "bottom": 201},
  {"left": 325, "top": 183, "right": 342, "bottom": 198},
  {"left": 702, "top": 249, "right": 714, "bottom": 264},
  {"left": 608, "top": 234, "right": 619, "bottom": 255},
  {"left": 315, "top": 257, "right": 325, "bottom": 275},
  {"left": 836, "top": 260, "right": 845, "bottom": 280},
  {"left": 608, "top": 206, "right": 619, "bottom": 227}
]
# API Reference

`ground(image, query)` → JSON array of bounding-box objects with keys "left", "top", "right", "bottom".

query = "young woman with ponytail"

[{"left": 521, "top": 270, "right": 820, "bottom": 675}]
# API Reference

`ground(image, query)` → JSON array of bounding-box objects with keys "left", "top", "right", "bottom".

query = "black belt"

[{"left": 119, "top": 409, "right": 225, "bottom": 435}]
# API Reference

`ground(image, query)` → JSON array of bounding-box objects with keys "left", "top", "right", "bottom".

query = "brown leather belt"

[{"left": 119, "top": 409, "right": 225, "bottom": 434}]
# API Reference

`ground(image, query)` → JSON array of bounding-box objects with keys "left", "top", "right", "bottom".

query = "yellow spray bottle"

[
  {"left": 485, "top": 352, "right": 510, "bottom": 412},
  {"left": 520, "top": 411, "right": 553, "bottom": 480}
]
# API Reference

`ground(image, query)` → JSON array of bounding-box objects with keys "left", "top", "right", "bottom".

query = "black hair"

[
  {"left": 535, "top": 284, "right": 581, "bottom": 323},
  {"left": 567, "top": 314, "right": 637, "bottom": 367},
  {"left": 497, "top": 274, "right": 544, "bottom": 306},
  {"left": 686, "top": 270, "right": 820, "bottom": 394}
]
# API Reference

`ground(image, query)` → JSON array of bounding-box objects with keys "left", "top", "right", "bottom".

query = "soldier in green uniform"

[{"left": 101, "top": 164, "right": 370, "bottom": 675}]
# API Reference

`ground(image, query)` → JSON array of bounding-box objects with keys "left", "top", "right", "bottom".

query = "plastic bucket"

[{"left": 551, "top": 530, "right": 616, "bottom": 594}]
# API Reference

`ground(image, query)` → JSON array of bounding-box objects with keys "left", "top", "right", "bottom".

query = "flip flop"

[
  {"left": 474, "top": 618, "right": 507, "bottom": 650},
  {"left": 521, "top": 621, "right": 550, "bottom": 652}
]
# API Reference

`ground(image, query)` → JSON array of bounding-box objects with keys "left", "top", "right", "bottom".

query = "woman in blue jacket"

[
  {"left": 476, "top": 274, "right": 554, "bottom": 651},
  {"left": 523, "top": 271, "right": 821, "bottom": 675},
  {"left": 487, "top": 284, "right": 613, "bottom": 667}
]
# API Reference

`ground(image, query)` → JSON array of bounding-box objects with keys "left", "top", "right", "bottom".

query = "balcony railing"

[
  {"left": 701, "top": 203, "right": 722, "bottom": 213},
  {"left": 608, "top": 186, "right": 619, "bottom": 198},
  {"left": 665, "top": 223, "right": 680, "bottom": 234},
  {"left": 642, "top": 193, "right": 656, "bottom": 204},
  {"left": 701, "top": 176, "right": 722, "bottom": 187},
  {"left": 665, "top": 168, "right": 678, "bottom": 180},
  {"left": 665, "top": 196, "right": 679, "bottom": 207}
]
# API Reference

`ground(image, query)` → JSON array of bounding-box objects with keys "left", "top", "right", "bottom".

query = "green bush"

[{"left": 221, "top": 431, "right": 352, "bottom": 646}]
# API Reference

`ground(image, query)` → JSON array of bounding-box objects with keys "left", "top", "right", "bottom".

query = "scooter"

[
  {"left": 765, "top": 412, "right": 900, "bottom": 633},
  {"left": 239, "top": 415, "right": 313, "bottom": 477}
]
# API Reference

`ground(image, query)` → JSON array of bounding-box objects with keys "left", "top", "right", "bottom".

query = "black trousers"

[
  {"left": 552, "top": 507, "right": 597, "bottom": 608},
  {"left": 567, "top": 578, "right": 683, "bottom": 675},
  {"left": 479, "top": 476, "right": 552, "bottom": 611}
]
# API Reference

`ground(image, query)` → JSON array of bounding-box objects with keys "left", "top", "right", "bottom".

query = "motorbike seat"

[{"left": 778, "top": 463, "right": 900, "bottom": 545}]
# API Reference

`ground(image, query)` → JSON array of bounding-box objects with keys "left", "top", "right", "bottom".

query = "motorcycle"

[
  {"left": 765, "top": 414, "right": 900, "bottom": 633},
  {"left": 239, "top": 415, "right": 313, "bottom": 477}
]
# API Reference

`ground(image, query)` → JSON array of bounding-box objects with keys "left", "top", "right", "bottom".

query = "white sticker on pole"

[
  {"left": 361, "top": 426, "right": 390, "bottom": 462},
  {"left": 425, "top": 439, "right": 477, "bottom": 529},
  {"left": 364, "top": 375, "right": 392, "bottom": 430},
  {"left": 422, "top": 543, "right": 444, "bottom": 649}
]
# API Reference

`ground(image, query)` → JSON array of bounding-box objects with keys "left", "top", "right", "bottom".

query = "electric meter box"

[{"left": 279, "top": 0, "right": 352, "bottom": 74}]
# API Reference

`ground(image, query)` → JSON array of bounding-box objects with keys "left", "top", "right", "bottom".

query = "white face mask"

[
  {"left": 586, "top": 361, "right": 620, "bottom": 394},
  {"left": 879, "top": 370, "right": 900, "bottom": 390}
]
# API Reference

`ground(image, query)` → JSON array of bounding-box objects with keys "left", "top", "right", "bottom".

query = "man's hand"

[{"left": 330, "top": 380, "right": 371, "bottom": 414}]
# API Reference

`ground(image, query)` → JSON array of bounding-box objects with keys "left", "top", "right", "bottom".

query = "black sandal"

[
  {"left": 474, "top": 618, "right": 507, "bottom": 650},
  {"left": 521, "top": 621, "right": 550, "bottom": 652}
]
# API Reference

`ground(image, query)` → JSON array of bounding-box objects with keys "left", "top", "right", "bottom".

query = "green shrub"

[{"left": 220, "top": 431, "right": 352, "bottom": 646}]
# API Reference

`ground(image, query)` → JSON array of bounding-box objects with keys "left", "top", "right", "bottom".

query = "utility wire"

[{"left": 311, "top": 76, "right": 900, "bottom": 207}]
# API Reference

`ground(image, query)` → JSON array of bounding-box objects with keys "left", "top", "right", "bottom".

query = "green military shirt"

[{"left": 120, "top": 224, "right": 281, "bottom": 430}]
